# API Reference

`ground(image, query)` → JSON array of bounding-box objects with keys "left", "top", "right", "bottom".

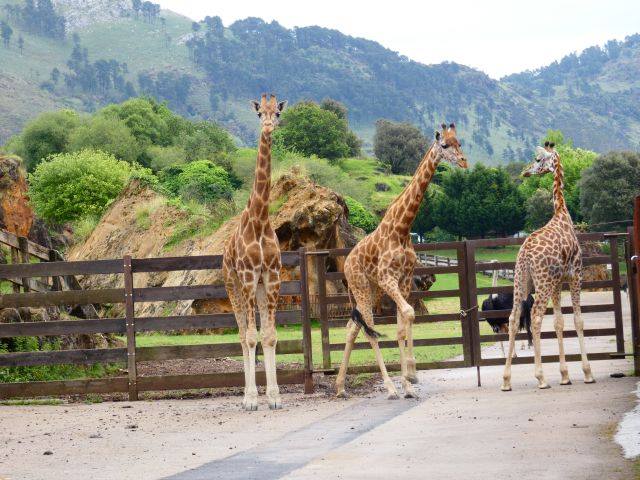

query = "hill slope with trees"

[{"left": 0, "top": 0, "right": 639, "bottom": 164}]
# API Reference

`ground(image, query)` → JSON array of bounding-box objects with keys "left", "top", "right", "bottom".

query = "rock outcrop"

[{"left": 0, "top": 155, "right": 34, "bottom": 238}]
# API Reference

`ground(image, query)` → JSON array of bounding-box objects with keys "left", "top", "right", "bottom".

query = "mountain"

[{"left": 0, "top": 0, "right": 638, "bottom": 164}]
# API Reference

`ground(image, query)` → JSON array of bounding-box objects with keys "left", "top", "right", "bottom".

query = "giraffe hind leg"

[{"left": 257, "top": 276, "right": 282, "bottom": 409}]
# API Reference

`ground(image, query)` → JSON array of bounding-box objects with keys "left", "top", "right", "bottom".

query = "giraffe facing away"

[
  {"left": 336, "top": 124, "right": 467, "bottom": 399},
  {"left": 223, "top": 94, "right": 286, "bottom": 411},
  {"left": 501, "top": 142, "right": 595, "bottom": 391}
]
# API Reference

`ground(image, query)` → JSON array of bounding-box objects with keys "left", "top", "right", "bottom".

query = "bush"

[
  {"left": 273, "top": 102, "right": 351, "bottom": 160},
  {"left": 68, "top": 116, "right": 141, "bottom": 163},
  {"left": 29, "top": 150, "right": 132, "bottom": 223},
  {"left": 7, "top": 110, "right": 80, "bottom": 170},
  {"left": 373, "top": 119, "right": 428, "bottom": 174},
  {"left": 344, "top": 196, "right": 377, "bottom": 233},
  {"left": 160, "top": 160, "right": 237, "bottom": 205}
]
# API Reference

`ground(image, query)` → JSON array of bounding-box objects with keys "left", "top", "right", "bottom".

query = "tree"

[
  {"left": 433, "top": 164, "right": 525, "bottom": 238},
  {"left": 68, "top": 116, "right": 142, "bottom": 163},
  {"left": 191, "top": 21, "right": 201, "bottom": 33},
  {"left": 17, "top": 35, "right": 23, "bottom": 54},
  {"left": 373, "top": 120, "right": 428, "bottom": 174},
  {"left": 525, "top": 188, "right": 554, "bottom": 231},
  {"left": 413, "top": 187, "right": 440, "bottom": 238},
  {"left": 273, "top": 102, "right": 350, "bottom": 161},
  {"left": 50, "top": 67, "right": 60, "bottom": 84},
  {"left": 580, "top": 151, "right": 640, "bottom": 230},
  {"left": 320, "top": 98, "right": 347, "bottom": 120},
  {"left": 6, "top": 110, "right": 80, "bottom": 170},
  {"left": 28, "top": 150, "right": 132, "bottom": 223},
  {"left": 132, "top": 0, "right": 142, "bottom": 18},
  {"left": 1, "top": 21, "right": 12, "bottom": 47}
]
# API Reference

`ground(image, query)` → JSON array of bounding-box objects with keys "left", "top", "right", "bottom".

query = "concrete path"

[{"left": 1, "top": 291, "right": 637, "bottom": 480}]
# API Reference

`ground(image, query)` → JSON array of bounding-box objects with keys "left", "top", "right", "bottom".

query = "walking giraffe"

[
  {"left": 336, "top": 124, "right": 467, "bottom": 399},
  {"left": 223, "top": 94, "right": 286, "bottom": 410},
  {"left": 501, "top": 142, "right": 595, "bottom": 391}
]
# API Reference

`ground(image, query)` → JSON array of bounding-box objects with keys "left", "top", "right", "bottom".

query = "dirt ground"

[{"left": 1, "top": 292, "right": 638, "bottom": 480}]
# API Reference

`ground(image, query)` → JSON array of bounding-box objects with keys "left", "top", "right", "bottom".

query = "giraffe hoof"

[
  {"left": 560, "top": 379, "right": 572, "bottom": 386},
  {"left": 336, "top": 390, "right": 349, "bottom": 399},
  {"left": 584, "top": 377, "right": 596, "bottom": 384},
  {"left": 406, "top": 374, "right": 419, "bottom": 385},
  {"left": 387, "top": 392, "right": 399, "bottom": 400},
  {"left": 404, "top": 389, "right": 419, "bottom": 399},
  {"left": 242, "top": 395, "right": 258, "bottom": 411},
  {"left": 538, "top": 383, "right": 551, "bottom": 390},
  {"left": 268, "top": 401, "right": 283, "bottom": 410},
  {"left": 500, "top": 385, "right": 512, "bottom": 392}
]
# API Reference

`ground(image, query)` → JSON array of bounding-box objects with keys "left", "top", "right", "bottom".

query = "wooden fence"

[
  {"left": 0, "top": 231, "right": 635, "bottom": 400},
  {"left": 0, "top": 249, "right": 313, "bottom": 400},
  {"left": 312, "top": 232, "right": 629, "bottom": 376}
]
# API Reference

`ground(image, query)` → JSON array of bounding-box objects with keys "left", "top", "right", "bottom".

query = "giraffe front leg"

[
  {"left": 257, "top": 278, "right": 282, "bottom": 410},
  {"left": 530, "top": 288, "right": 551, "bottom": 389},
  {"left": 553, "top": 289, "right": 571, "bottom": 385},
  {"left": 241, "top": 280, "right": 259, "bottom": 411}
]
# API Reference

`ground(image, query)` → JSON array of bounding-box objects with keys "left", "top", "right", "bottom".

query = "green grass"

[
  {"left": 428, "top": 245, "right": 520, "bottom": 262},
  {"left": 0, "top": 398, "right": 64, "bottom": 406}
]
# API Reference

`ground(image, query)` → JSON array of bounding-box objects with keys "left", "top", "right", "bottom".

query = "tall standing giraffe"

[
  {"left": 223, "top": 94, "right": 286, "bottom": 411},
  {"left": 501, "top": 142, "right": 594, "bottom": 391},
  {"left": 336, "top": 124, "right": 467, "bottom": 399}
]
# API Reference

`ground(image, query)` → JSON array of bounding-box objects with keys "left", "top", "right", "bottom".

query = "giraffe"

[
  {"left": 223, "top": 93, "right": 286, "bottom": 411},
  {"left": 501, "top": 142, "right": 595, "bottom": 391},
  {"left": 336, "top": 124, "right": 467, "bottom": 399}
]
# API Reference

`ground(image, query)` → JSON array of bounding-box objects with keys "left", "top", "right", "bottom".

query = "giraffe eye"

[
  {"left": 275, "top": 112, "right": 280, "bottom": 117},
  {"left": 257, "top": 112, "right": 262, "bottom": 118}
]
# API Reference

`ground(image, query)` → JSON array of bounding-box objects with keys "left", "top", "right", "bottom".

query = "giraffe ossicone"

[
  {"left": 502, "top": 142, "right": 594, "bottom": 391},
  {"left": 336, "top": 123, "right": 467, "bottom": 400},
  {"left": 223, "top": 93, "right": 287, "bottom": 411}
]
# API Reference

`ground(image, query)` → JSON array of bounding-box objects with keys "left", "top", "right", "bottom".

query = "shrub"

[
  {"left": 344, "top": 196, "right": 378, "bottom": 233},
  {"left": 29, "top": 150, "right": 131, "bottom": 224},
  {"left": 68, "top": 116, "right": 141, "bottom": 163},
  {"left": 160, "top": 160, "right": 237, "bottom": 205},
  {"left": 7, "top": 110, "right": 80, "bottom": 171}
]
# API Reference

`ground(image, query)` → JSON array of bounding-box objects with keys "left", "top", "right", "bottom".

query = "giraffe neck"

[
  {"left": 381, "top": 143, "right": 439, "bottom": 237},
  {"left": 248, "top": 130, "right": 272, "bottom": 220},
  {"left": 552, "top": 156, "right": 570, "bottom": 220}
]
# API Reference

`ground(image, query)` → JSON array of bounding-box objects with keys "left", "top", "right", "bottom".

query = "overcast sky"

[{"left": 157, "top": 0, "right": 640, "bottom": 78}]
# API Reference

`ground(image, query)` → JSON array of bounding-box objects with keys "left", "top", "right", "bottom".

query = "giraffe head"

[
  {"left": 522, "top": 142, "right": 558, "bottom": 177},
  {"left": 434, "top": 123, "right": 467, "bottom": 168},
  {"left": 251, "top": 93, "right": 287, "bottom": 135}
]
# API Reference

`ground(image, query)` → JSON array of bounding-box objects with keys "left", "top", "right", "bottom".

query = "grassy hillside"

[{"left": 0, "top": 0, "right": 639, "bottom": 164}]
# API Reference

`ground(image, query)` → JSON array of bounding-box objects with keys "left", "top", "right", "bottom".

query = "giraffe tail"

[{"left": 351, "top": 308, "right": 382, "bottom": 339}]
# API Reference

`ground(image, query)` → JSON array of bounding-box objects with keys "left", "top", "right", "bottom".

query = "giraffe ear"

[
  {"left": 435, "top": 131, "right": 441, "bottom": 141},
  {"left": 251, "top": 100, "right": 260, "bottom": 113},
  {"left": 277, "top": 100, "right": 287, "bottom": 112}
]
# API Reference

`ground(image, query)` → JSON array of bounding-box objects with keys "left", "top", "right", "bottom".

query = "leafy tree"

[
  {"left": 320, "top": 98, "right": 347, "bottom": 120},
  {"left": 131, "top": 0, "right": 142, "bottom": 17},
  {"left": 273, "top": 102, "right": 350, "bottom": 161},
  {"left": 160, "top": 160, "right": 237, "bottom": 205},
  {"left": 17, "top": 35, "right": 23, "bottom": 54},
  {"left": 344, "top": 196, "right": 377, "bottom": 233},
  {"left": 519, "top": 131, "right": 596, "bottom": 221},
  {"left": 525, "top": 188, "right": 554, "bottom": 231},
  {"left": 434, "top": 164, "right": 525, "bottom": 238},
  {"left": 373, "top": 120, "right": 428, "bottom": 174},
  {"left": 1, "top": 21, "right": 13, "bottom": 47},
  {"left": 191, "top": 21, "right": 201, "bottom": 33},
  {"left": 179, "top": 121, "right": 237, "bottom": 163},
  {"left": 413, "top": 187, "right": 440, "bottom": 238},
  {"left": 6, "top": 110, "right": 80, "bottom": 170},
  {"left": 580, "top": 151, "right": 640, "bottom": 230},
  {"left": 68, "top": 116, "right": 141, "bottom": 163},
  {"left": 28, "top": 150, "right": 132, "bottom": 223}
]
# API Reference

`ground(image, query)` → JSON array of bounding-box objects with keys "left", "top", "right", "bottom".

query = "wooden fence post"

[
  {"left": 17, "top": 236, "right": 30, "bottom": 293},
  {"left": 9, "top": 247, "right": 20, "bottom": 293},
  {"left": 463, "top": 240, "right": 481, "bottom": 385},
  {"left": 123, "top": 255, "right": 138, "bottom": 401},
  {"left": 607, "top": 236, "right": 625, "bottom": 353},
  {"left": 625, "top": 227, "right": 640, "bottom": 375},
  {"left": 314, "top": 253, "right": 332, "bottom": 371},
  {"left": 298, "top": 248, "right": 314, "bottom": 393},
  {"left": 632, "top": 197, "right": 640, "bottom": 375}
]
